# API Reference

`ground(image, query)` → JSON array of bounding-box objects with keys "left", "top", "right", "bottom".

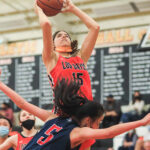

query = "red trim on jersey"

[
  {"left": 16, "top": 133, "right": 34, "bottom": 150},
  {"left": 79, "top": 139, "right": 96, "bottom": 150}
]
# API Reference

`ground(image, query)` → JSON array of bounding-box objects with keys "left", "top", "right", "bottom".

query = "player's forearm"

[
  {"left": 0, "top": 145, "right": 10, "bottom": 150},
  {"left": 70, "top": 5, "right": 99, "bottom": 30},
  {"left": 0, "top": 81, "right": 52, "bottom": 121},
  {"left": 39, "top": 11, "right": 53, "bottom": 63},
  {"left": 37, "top": 9, "right": 51, "bottom": 27},
  {"left": 0, "top": 139, "right": 14, "bottom": 150},
  {"left": 101, "top": 120, "right": 143, "bottom": 139},
  {"left": 0, "top": 81, "right": 25, "bottom": 108},
  {"left": 88, "top": 120, "right": 143, "bottom": 140}
]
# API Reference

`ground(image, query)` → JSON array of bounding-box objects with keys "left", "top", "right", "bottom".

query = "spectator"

[
  {"left": 102, "top": 94, "right": 121, "bottom": 128},
  {"left": 0, "top": 115, "right": 13, "bottom": 150},
  {"left": 132, "top": 91, "right": 145, "bottom": 115},
  {"left": 120, "top": 91, "right": 145, "bottom": 123},
  {"left": 135, "top": 134, "right": 150, "bottom": 150},
  {"left": 0, "top": 102, "right": 14, "bottom": 124},
  {"left": 0, "top": 110, "right": 38, "bottom": 150},
  {"left": 118, "top": 129, "right": 138, "bottom": 150},
  {"left": 135, "top": 124, "right": 150, "bottom": 150},
  {"left": 143, "top": 134, "right": 150, "bottom": 150},
  {"left": 133, "top": 91, "right": 141, "bottom": 98}
]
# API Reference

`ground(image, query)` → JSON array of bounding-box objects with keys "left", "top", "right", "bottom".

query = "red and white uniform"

[
  {"left": 48, "top": 55, "right": 94, "bottom": 149},
  {"left": 79, "top": 139, "right": 95, "bottom": 150},
  {"left": 16, "top": 133, "right": 34, "bottom": 150},
  {"left": 48, "top": 55, "right": 93, "bottom": 100}
]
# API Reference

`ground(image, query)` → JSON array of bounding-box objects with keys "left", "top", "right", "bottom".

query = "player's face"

[
  {"left": 81, "top": 115, "right": 104, "bottom": 129},
  {"left": 54, "top": 31, "right": 71, "bottom": 48},
  {"left": 20, "top": 110, "right": 35, "bottom": 122},
  {"left": 0, "top": 119, "right": 10, "bottom": 129},
  {"left": 90, "top": 115, "right": 104, "bottom": 129}
]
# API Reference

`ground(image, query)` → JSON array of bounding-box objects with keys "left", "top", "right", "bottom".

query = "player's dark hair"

[
  {"left": 53, "top": 31, "right": 79, "bottom": 55},
  {"left": 54, "top": 79, "right": 104, "bottom": 123},
  {"left": 0, "top": 115, "right": 12, "bottom": 128}
]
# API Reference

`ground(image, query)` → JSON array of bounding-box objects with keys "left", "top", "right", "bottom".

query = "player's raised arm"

[
  {"left": 76, "top": 113, "right": 150, "bottom": 141},
  {"left": 34, "top": 0, "right": 57, "bottom": 67},
  {"left": 0, "top": 69, "right": 56, "bottom": 122},
  {"left": 62, "top": 0, "right": 100, "bottom": 64}
]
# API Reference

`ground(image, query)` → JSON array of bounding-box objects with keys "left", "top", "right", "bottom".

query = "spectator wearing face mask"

[
  {"left": 0, "top": 110, "right": 38, "bottom": 150},
  {"left": 0, "top": 115, "right": 13, "bottom": 150},
  {"left": 102, "top": 94, "right": 122, "bottom": 128},
  {"left": 120, "top": 91, "right": 145, "bottom": 123},
  {"left": 131, "top": 91, "right": 145, "bottom": 116}
]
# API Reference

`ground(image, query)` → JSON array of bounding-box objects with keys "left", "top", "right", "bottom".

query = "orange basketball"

[{"left": 37, "top": 0, "right": 64, "bottom": 16}]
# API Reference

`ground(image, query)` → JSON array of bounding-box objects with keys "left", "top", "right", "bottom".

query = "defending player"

[{"left": 24, "top": 79, "right": 150, "bottom": 150}]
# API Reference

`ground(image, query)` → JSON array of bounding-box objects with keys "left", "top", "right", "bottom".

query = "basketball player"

[
  {"left": 35, "top": 1, "right": 100, "bottom": 148},
  {"left": 25, "top": 79, "right": 150, "bottom": 150},
  {"left": 0, "top": 75, "right": 150, "bottom": 150},
  {"left": 34, "top": 0, "right": 100, "bottom": 100},
  {"left": 0, "top": 110, "right": 37, "bottom": 150},
  {"left": 0, "top": 69, "right": 93, "bottom": 150}
]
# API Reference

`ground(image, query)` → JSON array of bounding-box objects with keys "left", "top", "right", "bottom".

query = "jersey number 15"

[{"left": 72, "top": 73, "right": 83, "bottom": 85}]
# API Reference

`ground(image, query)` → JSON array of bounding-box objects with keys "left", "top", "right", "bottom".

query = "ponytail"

[
  {"left": 54, "top": 79, "right": 104, "bottom": 123},
  {"left": 54, "top": 78, "right": 87, "bottom": 117}
]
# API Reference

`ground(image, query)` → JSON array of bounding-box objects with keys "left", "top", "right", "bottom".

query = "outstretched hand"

[
  {"left": 142, "top": 113, "right": 150, "bottom": 125},
  {"left": 61, "top": 0, "right": 75, "bottom": 13}
]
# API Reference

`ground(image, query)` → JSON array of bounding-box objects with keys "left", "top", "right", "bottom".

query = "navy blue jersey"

[{"left": 24, "top": 117, "right": 80, "bottom": 150}]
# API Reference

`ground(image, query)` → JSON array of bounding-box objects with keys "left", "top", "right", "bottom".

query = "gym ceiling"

[{"left": 0, "top": 0, "right": 150, "bottom": 42}]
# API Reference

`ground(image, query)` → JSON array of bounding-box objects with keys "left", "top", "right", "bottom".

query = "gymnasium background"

[{"left": 0, "top": 0, "right": 150, "bottom": 150}]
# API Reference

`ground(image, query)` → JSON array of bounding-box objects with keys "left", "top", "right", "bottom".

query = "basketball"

[{"left": 37, "top": 0, "right": 64, "bottom": 16}]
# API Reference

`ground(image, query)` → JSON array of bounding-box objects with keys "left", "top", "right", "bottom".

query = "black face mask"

[
  {"left": 134, "top": 96, "right": 141, "bottom": 100},
  {"left": 21, "top": 119, "right": 35, "bottom": 130}
]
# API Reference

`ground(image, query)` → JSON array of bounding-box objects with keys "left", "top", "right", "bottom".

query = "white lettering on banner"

[
  {"left": 96, "top": 26, "right": 150, "bottom": 47},
  {"left": 0, "top": 59, "right": 12, "bottom": 65},
  {"left": 0, "top": 40, "right": 42, "bottom": 58},
  {"left": 22, "top": 56, "right": 35, "bottom": 63}
]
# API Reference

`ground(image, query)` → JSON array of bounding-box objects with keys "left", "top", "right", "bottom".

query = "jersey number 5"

[
  {"left": 37, "top": 124, "right": 62, "bottom": 145},
  {"left": 72, "top": 73, "right": 83, "bottom": 85}
]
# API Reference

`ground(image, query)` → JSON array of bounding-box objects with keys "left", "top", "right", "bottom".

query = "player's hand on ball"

[
  {"left": 34, "top": 0, "right": 43, "bottom": 14},
  {"left": 61, "top": 0, "right": 74, "bottom": 13}
]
